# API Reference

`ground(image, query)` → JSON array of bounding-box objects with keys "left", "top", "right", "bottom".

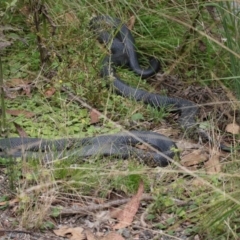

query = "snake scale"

[{"left": 0, "top": 16, "right": 226, "bottom": 167}]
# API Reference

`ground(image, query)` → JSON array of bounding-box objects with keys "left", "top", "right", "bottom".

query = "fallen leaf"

[
  {"left": 5, "top": 78, "right": 32, "bottom": 96},
  {"left": 176, "top": 140, "right": 199, "bottom": 150},
  {"left": 181, "top": 150, "right": 208, "bottom": 167},
  {"left": 0, "top": 228, "right": 5, "bottom": 237},
  {"left": 86, "top": 211, "right": 111, "bottom": 229},
  {"left": 0, "top": 27, "right": 20, "bottom": 50},
  {"left": 13, "top": 122, "right": 28, "bottom": 137},
  {"left": 85, "top": 229, "right": 96, "bottom": 240},
  {"left": 191, "top": 179, "right": 205, "bottom": 187},
  {"left": 156, "top": 127, "right": 180, "bottom": 138},
  {"left": 90, "top": 109, "right": 101, "bottom": 124},
  {"left": 225, "top": 123, "right": 240, "bottom": 134},
  {"left": 6, "top": 78, "right": 31, "bottom": 87},
  {"left": 113, "top": 181, "right": 144, "bottom": 229},
  {"left": 85, "top": 230, "right": 125, "bottom": 240},
  {"left": 44, "top": 87, "right": 56, "bottom": 98},
  {"left": 204, "top": 149, "right": 221, "bottom": 173},
  {"left": 53, "top": 226, "right": 84, "bottom": 240},
  {"left": 110, "top": 208, "right": 122, "bottom": 219},
  {"left": 6, "top": 109, "right": 35, "bottom": 118},
  {"left": 107, "top": 188, "right": 128, "bottom": 201},
  {"left": 64, "top": 12, "right": 79, "bottom": 23},
  {"left": 136, "top": 143, "right": 149, "bottom": 151},
  {"left": 101, "top": 232, "right": 125, "bottom": 240}
]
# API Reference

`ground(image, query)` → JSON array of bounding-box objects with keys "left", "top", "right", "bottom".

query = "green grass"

[{"left": 1, "top": 0, "right": 240, "bottom": 238}]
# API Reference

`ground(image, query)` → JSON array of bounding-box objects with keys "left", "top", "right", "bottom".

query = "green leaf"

[
  {"left": 146, "top": 213, "right": 156, "bottom": 220},
  {"left": 40, "top": 221, "right": 55, "bottom": 230},
  {"left": 131, "top": 113, "right": 144, "bottom": 121},
  {"left": 51, "top": 207, "right": 62, "bottom": 217},
  {"left": 0, "top": 195, "right": 9, "bottom": 202}
]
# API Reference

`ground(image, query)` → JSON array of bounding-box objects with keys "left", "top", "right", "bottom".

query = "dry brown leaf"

[
  {"left": 127, "top": 16, "right": 136, "bottom": 30},
  {"left": 85, "top": 229, "right": 96, "bottom": 240},
  {"left": 225, "top": 123, "right": 240, "bottom": 134},
  {"left": 191, "top": 179, "right": 205, "bottom": 187},
  {"left": 101, "top": 232, "right": 125, "bottom": 240},
  {"left": 204, "top": 150, "right": 221, "bottom": 173},
  {"left": 110, "top": 208, "right": 123, "bottom": 219},
  {"left": 53, "top": 226, "right": 84, "bottom": 240},
  {"left": 13, "top": 122, "right": 28, "bottom": 137},
  {"left": 90, "top": 109, "right": 101, "bottom": 124},
  {"left": 85, "top": 230, "right": 125, "bottom": 240},
  {"left": 0, "top": 229, "right": 5, "bottom": 237},
  {"left": 6, "top": 109, "right": 35, "bottom": 118},
  {"left": 64, "top": 12, "right": 79, "bottom": 23},
  {"left": 6, "top": 78, "right": 31, "bottom": 87},
  {"left": 156, "top": 127, "right": 180, "bottom": 138},
  {"left": 44, "top": 87, "right": 56, "bottom": 98},
  {"left": 113, "top": 181, "right": 144, "bottom": 229},
  {"left": 181, "top": 150, "right": 208, "bottom": 167},
  {"left": 136, "top": 143, "right": 149, "bottom": 151},
  {"left": 6, "top": 78, "right": 31, "bottom": 96}
]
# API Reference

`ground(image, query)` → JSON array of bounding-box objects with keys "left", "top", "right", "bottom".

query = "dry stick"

[
  {"left": 56, "top": 194, "right": 188, "bottom": 216},
  {"left": 58, "top": 195, "right": 153, "bottom": 216},
  {"left": 155, "top": 7, "right": 203, "bottom": 88},
  {"left": 32, "top": 1, "right": 46, "bottom": 65},
  {"left": 0, "top": 230, "right": 32, "bottom": 234},
  {"left": 41, "top": 3, "right": 57, "bottom": 36},
  {"left": 31, "top": 1, "right": 57, "bottom": 65},
  {"left": 0, "top": 229, "right": 42, "bottom": 238},
  {"left": 0, "top": 55, "right": 7, "bottom": 135}
]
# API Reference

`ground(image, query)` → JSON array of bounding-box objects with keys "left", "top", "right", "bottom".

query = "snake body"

[
  {"left": 90, "top": 16, "right": 231, "bottom": 152},
  {"left": 0, "top": 131, "right": 176, "bottom": 167},
  {"left": 90, "top": 16, "right": 198, "bottom": 129},
  {"left": 1, "top": 15, "right": 225, "bottom": 166}
]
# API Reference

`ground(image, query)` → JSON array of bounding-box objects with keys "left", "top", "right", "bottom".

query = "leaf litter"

[{"left": 51, "top": 181, "right": 145, "bottom": 239}]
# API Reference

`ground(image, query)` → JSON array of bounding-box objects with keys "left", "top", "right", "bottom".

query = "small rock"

[{"left": 121, "top": 228, "right": 131, "bottom": 238}]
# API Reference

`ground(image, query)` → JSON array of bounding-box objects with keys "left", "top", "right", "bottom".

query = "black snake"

[
  {"left": 0, "top": 16, "right": 228, "bottom": 167},
  {"left": 0, "top": 131, "right": 176, "bottom": 167},
  {"left": 90, "top": 16, "right": 198, "bottom": 129}
]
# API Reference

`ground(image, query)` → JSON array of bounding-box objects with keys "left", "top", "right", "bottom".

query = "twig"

[
  {"left": 178, "top": 5, "right": 203, "bottom": 55},
  {"left": 41, "top": 3, "right": 57, "bottom": 36},
  {"left": 0, "top": 55, "right": 7, "bottom": 136},
  {"left": 56, "top": 194, "right": 154, "bottom": 216},
  {"left": 140, "top": 208, "right": 149, "bottom": 228},
  {"left": 55, "top": 194, "right": 189, "bottom": 216},
  {"left": 0, "top": 229, "right": 44, "bottom": 239},
  {"left": 0, "top": 229, "right": 36, "bottom": 235}
]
